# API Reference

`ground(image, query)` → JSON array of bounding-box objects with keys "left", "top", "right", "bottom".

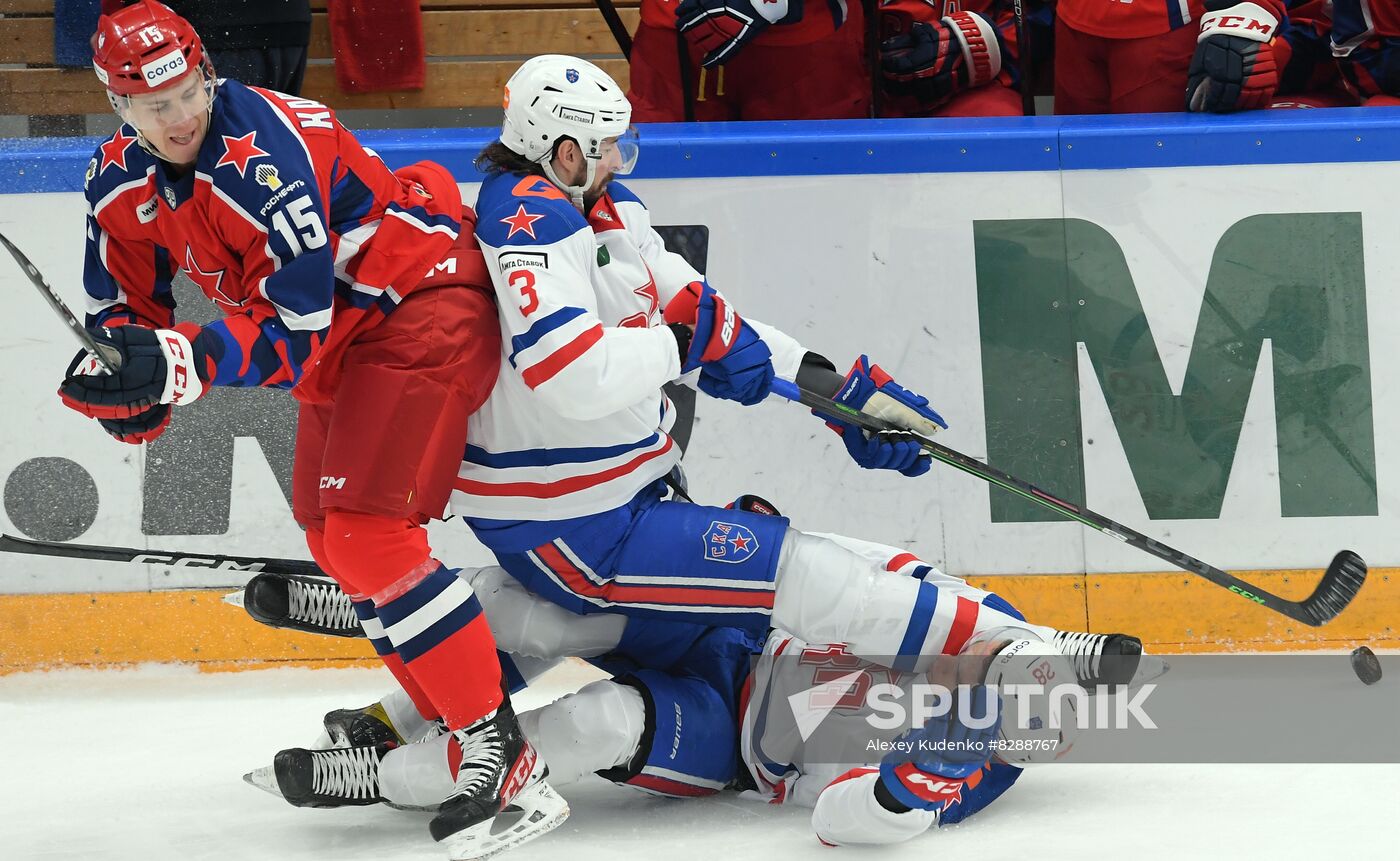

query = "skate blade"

[
  {"left": 441, "top": 782, "right": 569, "bottom": 861},
  {"left": 222, "top": 589, "right": 245, "bottom": 608},
  {"left": 243, "top": 765, "right": 284, "bottom": 799},
  {"left": 1129, "top": 655, "right": 1170, "bottom": 688}
]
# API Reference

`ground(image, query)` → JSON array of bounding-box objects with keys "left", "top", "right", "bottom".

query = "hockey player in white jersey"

[
  {"left": 458, "top": 54, "right": 1012, "bottom": 687},
  {"left": 245, "top": 527, "right": 1153, "bottom": 847}
]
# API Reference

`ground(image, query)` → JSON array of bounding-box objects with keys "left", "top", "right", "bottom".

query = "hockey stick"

[
  {"left": 769, "top": 377, "right": 1368, "bottom": 626},
  {"left": 0, "top": 231, "right": 122, "bottom": 373},
  {"left": 0, "top": 533, "right": 327, "bottom": 579},
  {"left": 677, "top": 27, "right": 697, "bottom": 122},
  {"left": 1012, "top": 0, "right": 1035, "bottom": 116},
  {"left": 864, "top": 0, "right": 882, "bottom": 119},
  {"left": 592, "top": 0, "right": 633, "bottom": 58}
]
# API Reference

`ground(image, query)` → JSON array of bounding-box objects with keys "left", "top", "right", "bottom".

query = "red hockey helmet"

[{"left": 90, "top": 0, "right": 209, "bottom": 97}]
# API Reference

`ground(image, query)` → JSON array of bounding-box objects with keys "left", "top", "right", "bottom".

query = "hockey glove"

[
  {"left": 676, "top": 0, "right": 805, "bottom": 67},
  {"left": 881, "top": 13, "right": 1003, "bottom": 110},
  {"left": 98, "top": 403, "right": 172, "bottom": 445},
  {"left": 827, "top": 355, "right": 945, "bottom": 477},
  {"left": 664, "top": 281, "right": 775, "bottom": 406},
  {"left": 1186, "top": 1, "right": 1286, "bottom": 112},
  {"left": 878, "top": 683, "right": 999, "bottom": 812},
  {"left": 58, "top": 323, "right": 211, "bottom": 421}
]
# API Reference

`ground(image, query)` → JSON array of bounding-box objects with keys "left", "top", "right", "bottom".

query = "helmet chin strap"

[{"left": 541, "top": 154, "right": 598, "bottom": 211}]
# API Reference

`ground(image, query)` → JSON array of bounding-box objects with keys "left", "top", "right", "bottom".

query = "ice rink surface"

[{"left": 4, "top": 660, "right": 1397, "bottom": 861}]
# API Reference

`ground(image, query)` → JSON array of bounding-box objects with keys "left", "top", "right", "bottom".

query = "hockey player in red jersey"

[
  {"left": 628, "top": 0, "right": 870, "bottom": 120},
  {"left": 1055, "top": 0, "right": 1209, "bottom": 113},
  {"left": 876, "top": 0, "right": 1028, "bottom": 117},
  {"left": 1186, "top": 1, "right": 1400, "bottom": 111},
  {"left": 57, "top": 3, "right": 564, "bottom": 857},
  {"left": 1332, "top": 0, "right": 1400, "bottom": 103}
]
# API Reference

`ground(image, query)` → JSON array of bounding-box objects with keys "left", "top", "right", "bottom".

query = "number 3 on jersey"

[{"left": 512, "top": 268, "right": 539, "bottom": 316}]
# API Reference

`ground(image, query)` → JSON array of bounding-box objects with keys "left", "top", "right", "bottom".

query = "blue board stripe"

[{"left": 6, "top": 110, "right": 1400, "bottom": 194}]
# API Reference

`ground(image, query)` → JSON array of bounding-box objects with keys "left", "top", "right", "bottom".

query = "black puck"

[{"left": 1350, "top": 646, "right": 1382, "bottom": 685}]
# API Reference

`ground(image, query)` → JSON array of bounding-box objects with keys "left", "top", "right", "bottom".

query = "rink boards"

[{"left": 1, "top": 112, "right": 1398, "bottom": 669}]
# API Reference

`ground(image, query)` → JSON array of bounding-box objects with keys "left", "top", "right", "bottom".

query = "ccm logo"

[
  {"left": 161, "top": 332, "right": 193, "bottom": 401},
  {"left": 902, "top": 771, "right": 965, "bottom": 803},
  {"left": 501, "top": 744, "right": 538, "bottom": 804},
  {"left": 131, "top": 553, "right": 265, "bottom": 572},
  {"left": 320, "top": 476, "right": 346, "bottom": 489}
]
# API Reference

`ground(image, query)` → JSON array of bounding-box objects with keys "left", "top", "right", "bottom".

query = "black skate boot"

[
  {"left": 428, "top": 700, "right": 568, "bottom": 860},
  {"left": 244, "top": 744, "right": 391, "bottom": 808},
  {"left": 323, "top": 702, "right": 409, "bottom": 749},
  {"left": 1052, "top": 630, "right": 1168, "bottom": 689},
  {"left": 240, "top": 572, "right": 362, "bottom": 638}
]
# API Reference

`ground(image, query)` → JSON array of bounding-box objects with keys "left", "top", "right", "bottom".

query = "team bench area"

[{"left": 0, "top": 0, "right": 636, "bottom": 115}]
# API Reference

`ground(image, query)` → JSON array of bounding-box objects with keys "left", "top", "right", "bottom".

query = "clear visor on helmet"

[
  {"left": 597, "top": 126, "right": 640, "bottom": 176},
  {"left": 110, "top": 69, "right": 214, "bottom": 130}
]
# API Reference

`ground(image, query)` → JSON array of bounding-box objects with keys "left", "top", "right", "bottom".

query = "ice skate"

[
  {"left": 239, "top": 572, "right": 361, "bottom": 638},
  {"left": 1052, "top": 630, "right": 1168, "bottom": 690},
  {"left": 244, "top": 744, "right": 391, "bottom": 808},
  {"left": 321, "top": 701, "right": 409, "bottom": 749},
  {"left": 429, "top": 701, "right": 568, "bottom": 860}
]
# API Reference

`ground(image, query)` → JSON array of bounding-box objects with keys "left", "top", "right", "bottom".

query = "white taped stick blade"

[{"left": 442, "top": 781, "right": 569, "bottom": 861}]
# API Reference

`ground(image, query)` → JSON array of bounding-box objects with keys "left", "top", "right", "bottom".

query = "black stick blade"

[{"left": 1302, "top": 550, "right": 1368, "bottom": 626}]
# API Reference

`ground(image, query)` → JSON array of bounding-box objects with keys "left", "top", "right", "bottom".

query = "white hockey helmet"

[
  {"left": 963, "top": 626, "right": 1082, "bottom": 766},
  {"left": 501, "top": 55, "right": 639, "bottom": 205}
]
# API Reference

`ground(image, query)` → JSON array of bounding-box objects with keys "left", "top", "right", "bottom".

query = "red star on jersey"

[
  {"left": 99, "top": 128, "right": 137, "bottom": 175},
  {"left": 729, "top": 534, "right": 751, "bottom": 552},
  {"left": 215, "top": 131, "right": 269, "bottom": 178},
  {"left": 185, "top": 246, "right": 236, "bottom": 307},
  {"left": 501, "top": 204, "right": 545, "bottom": 240},
  {"left": 634, "top": 278, "right": 660, "bottom": 318}
]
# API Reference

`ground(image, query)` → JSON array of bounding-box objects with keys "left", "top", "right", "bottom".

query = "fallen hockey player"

[{"left": 243, "top": 527, "right": 1161, "bottom": 847}]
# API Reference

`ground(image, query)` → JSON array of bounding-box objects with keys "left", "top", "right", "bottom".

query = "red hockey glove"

[
  {"left": 1186, "top": 2, "right": 1287, "bottom": 112},
  {"left": 98, "top": 403, "right": 171, "bottom": 445},
  {"left": 881, "top": 12, "right": 1003, "bottom": 110},
  {"left": 663, "top": 281, "right": 774, "bottom": 405},
  {"left": 58, "top": 323, "right": 212, "bottom": 421},
  {"left": 676, "top": 0, "right": 805, "bottom": 67}
]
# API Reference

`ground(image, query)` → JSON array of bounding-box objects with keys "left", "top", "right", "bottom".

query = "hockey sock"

[
  {"left": 307, "top": 525, "right": 439, "bottom": 720},
  {"left": 323, "top": 511, "right": 504, "bottom": 730},
  {"left": 771, "top": 529, "right": 1033, "bottom": 672}
]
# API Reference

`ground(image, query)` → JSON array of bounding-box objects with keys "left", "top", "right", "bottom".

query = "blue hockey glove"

[
  {"left": 879, "top": 683, "right": 999, "bottom": 811},
  {"left": 664, "top": 281, "right": 774, "bottom": 406},
  {"left": 827, "top": 355, "right": 945, "bottom": 477},
  {"left": 676, "top": 0, "right": 804, "bottom": 67}
]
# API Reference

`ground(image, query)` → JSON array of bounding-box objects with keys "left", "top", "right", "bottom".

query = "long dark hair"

[{"left": 474, "top": 141, "right": 544, "bottom": 177}]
